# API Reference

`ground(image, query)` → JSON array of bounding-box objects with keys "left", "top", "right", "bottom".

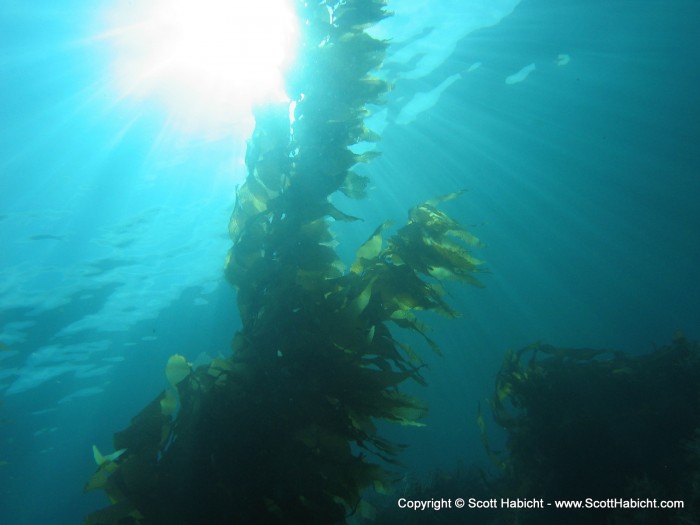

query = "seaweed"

[
  {"left": 486, "top": 334, "right": 700, "bottom": 524},
  {"left": 368, "top": 334, "right": 700, "bottom": 525},
  {"left": 84, "top": 2, "right": 484, "bottom": 524}
]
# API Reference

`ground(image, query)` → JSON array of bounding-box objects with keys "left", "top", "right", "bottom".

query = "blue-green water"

[{"left": 1, "top": 0, "right": 699, "bottom": 523}]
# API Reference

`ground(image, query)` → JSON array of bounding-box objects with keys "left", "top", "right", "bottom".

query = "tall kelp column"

[{"left": 85, "top": 2, "right": 484, "bottom": 524}]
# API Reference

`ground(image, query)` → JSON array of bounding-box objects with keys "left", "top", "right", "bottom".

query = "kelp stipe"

[{"left": 84, "top": 2, "right": 485, "bottom": 524}]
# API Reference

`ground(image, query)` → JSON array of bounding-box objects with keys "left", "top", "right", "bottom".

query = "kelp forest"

[{"left": 83, "top": 2, "right": 700, "bottom": 525}]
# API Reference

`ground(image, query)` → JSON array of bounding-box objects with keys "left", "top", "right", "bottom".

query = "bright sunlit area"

[{"left": 101, "top": 0, "right": 299, "bottom": 138}]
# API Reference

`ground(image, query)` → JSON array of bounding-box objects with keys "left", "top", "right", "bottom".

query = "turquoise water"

[{"left": 1, "top": 0, "right": 699, "bottom": 523}]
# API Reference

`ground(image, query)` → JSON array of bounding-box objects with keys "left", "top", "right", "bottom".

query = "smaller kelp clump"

[{"left": 488, "top": 334, "right": 700, "bottom": 525}]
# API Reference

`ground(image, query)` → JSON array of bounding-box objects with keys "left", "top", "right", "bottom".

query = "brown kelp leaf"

[{"left": 340, "top": 170, "right": 370, "bottom": 199}]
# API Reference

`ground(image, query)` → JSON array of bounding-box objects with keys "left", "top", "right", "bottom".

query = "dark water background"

[{"left": 1, "top": 0, "right": 699, "bottom": 523}]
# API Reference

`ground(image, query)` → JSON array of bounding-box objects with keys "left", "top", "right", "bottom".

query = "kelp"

[
  {"left": 372, "top": 335, "right": 700, "bottom": 525},
  {"left": 84, "top": 1, "right": 484, "bottom": 524},
  {"left": 485, "top": 334, "right": 700, "bottom": 524}
]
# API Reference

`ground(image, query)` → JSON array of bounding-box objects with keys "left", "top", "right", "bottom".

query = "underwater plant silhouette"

[{"left": 83, "top": 2, "right": 484, "bottom": 524}]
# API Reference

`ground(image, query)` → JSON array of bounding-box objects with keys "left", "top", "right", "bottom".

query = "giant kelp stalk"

[{"left": 84, "top": 2, "right": 484, "bottom": 524}]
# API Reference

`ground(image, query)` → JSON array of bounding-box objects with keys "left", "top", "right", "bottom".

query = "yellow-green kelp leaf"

[
  {"left": 390, "top": 310, "right": 443, "bottom": 355},
  {"left": 92, "top": 445, "right": 126, "bottom": 467},
  {"left": 159, "top": 388, "right": 178, "bottom": 417},
  {"left": 207, "top": 357, "right": 232, "bottom": 380},
  {"left": 452, "top": 228, "right": 484, "bottom": 248},
  {"left": 358, "top": 222, "right": 391, "bottom": 258},
  {"left": 165, "top": 354, "right": 191, "bottom": 387},
  {"left": 393, "top": 339, "right": 423, "bottom": 366},
  {"left": 382, "top": 391, "right": 428, "bottom": 426},
  {"left": 348, "top": 279, "right": 375, "bottom": 316},
  {"left": 85, "top": 446, "right": 126, "bottom": 493}
]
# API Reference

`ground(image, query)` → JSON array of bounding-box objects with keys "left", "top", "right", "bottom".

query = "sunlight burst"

[{"left": 104, "top": 0, "right": 299, "bottom": 136}]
